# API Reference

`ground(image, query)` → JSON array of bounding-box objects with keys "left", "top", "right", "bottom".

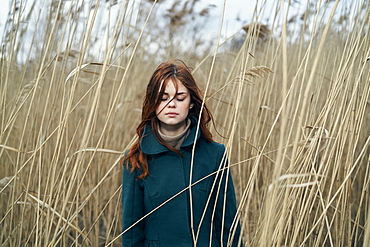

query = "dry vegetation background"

[{"left": 0, "top": 0, "right": 369, "bottom": 246}]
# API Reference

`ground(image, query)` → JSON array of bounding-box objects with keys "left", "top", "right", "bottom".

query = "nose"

[{"left": 167, "top": 98, "right": 176, "bottom": 107}]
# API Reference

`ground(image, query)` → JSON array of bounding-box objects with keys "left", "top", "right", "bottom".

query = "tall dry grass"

[{"left": 1, "top": 0, "right": 369, "bottom": 246}]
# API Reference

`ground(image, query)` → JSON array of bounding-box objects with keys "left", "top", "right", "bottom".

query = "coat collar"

[{"left": 140, "top": 116, "right": 201, "bottom": 155}]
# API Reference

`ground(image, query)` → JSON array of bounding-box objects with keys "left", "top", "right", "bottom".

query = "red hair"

[{"left": 124, "top": 59, "right": 214, "bottom": 179}]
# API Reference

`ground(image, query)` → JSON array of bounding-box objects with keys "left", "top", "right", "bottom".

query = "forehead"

[{"left": 161, "top": 79, "right": 189, "bottom": 93}]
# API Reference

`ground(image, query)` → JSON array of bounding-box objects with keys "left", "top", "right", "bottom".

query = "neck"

[{"left": 158, "top": 122, "right": 187, "bottom": 136}]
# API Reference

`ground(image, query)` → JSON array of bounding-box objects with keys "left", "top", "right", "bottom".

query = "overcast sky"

[
  {"left": 0, "top": 0, "right": 305, "bottom": 42},
  {"left": 0, "top": 1, "right": 9, "bottom": 37},
  {"left": 0, "top": 0, "right": 354, "bottom": 54}
]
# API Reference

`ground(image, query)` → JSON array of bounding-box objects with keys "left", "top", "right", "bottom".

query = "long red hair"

[{"left": 124, "top": 59, "right": 214, "bottom": 179}]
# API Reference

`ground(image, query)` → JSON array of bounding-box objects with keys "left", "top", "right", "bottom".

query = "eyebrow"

[{"left": 163, "top": 92, "right": 188, "bottom": 96}]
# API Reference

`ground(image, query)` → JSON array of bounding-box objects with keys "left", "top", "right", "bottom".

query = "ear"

[{"left": 189, "top": 103, "right": 194, "bottom": 109}]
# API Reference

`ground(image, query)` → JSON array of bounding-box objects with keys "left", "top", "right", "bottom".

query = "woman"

[{"left": 122, "top": 60, "right": 241, "bottom": 246}]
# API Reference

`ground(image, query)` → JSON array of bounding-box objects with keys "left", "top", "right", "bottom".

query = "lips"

[{"left": 165, "top": 112, "right": 178, "bottom": 117}]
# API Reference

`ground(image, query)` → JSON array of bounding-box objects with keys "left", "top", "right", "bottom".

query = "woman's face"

[{"left": 156, "top": 79, "right": 192, "bottom": 135}]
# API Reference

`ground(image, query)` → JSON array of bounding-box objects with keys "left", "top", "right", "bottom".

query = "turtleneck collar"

[
  {"left": 140, "top": 116, "right": 201, "bottom": 155},
  {"left": 157, "top": 119, "right": 191, "bottom": 150}
]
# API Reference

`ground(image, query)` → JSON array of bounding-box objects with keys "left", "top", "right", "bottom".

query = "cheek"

[
  {"left": 155, "top": 103, "right": 164, "bottom": 114},
  {"left": 182, "top": 102, "right": 191, "bottom": 112}
]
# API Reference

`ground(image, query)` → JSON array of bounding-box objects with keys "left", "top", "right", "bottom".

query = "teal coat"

[{"left": 122, "top": 117, "right": 241, "bottom": 246}]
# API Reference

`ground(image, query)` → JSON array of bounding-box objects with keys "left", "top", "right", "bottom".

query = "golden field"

[{"left": 0, "top": 0, "right": 369, "bottom": 246}]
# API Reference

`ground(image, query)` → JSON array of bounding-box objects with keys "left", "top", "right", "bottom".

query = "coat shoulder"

[
  {"left": 199, "top": 140, "right": 226, "bottom": 154},
  {"left": 209, "top": 141, "right": 225, "bottom": 150},
  {"left": 196, "top": 140, "right": 226, "bottom": 168},
  {"left": 121, "top": 150, "right": 141, "bottom": 180}
]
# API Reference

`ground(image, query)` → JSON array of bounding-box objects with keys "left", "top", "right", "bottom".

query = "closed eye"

[{"left": 161, "top": 97, "right": 185, "bottom": 101}]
